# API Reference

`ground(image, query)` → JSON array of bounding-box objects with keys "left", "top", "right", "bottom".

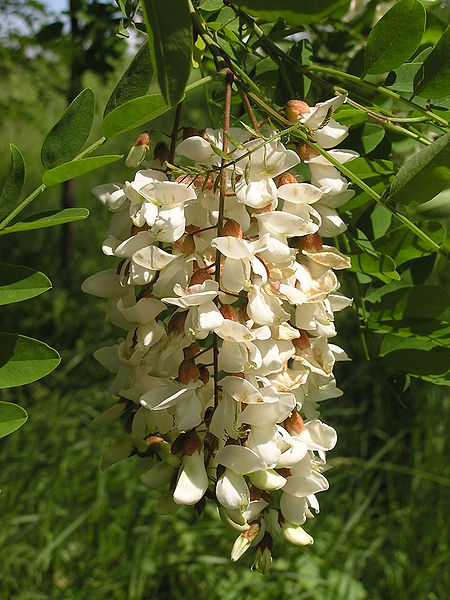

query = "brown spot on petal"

[
  {"left": 183, "top": 430, "right": 202, "bottom": 455},
  {"left": 292, "top": 329, "right": 310, "bottom": 352},
  {"left": 277, "top": 468, "right": 292, "bottom": 478},
  {"left": 221, "top": 218, "right": 243, "bottom": 239},
  {"left": 173, "top": 233, "right": 196, "bottom": 255},
  {"left": 220, "top": 304, "right": 239, "bottom": 321},
  {"left": 131, "top": 223, "right": 150, "bottom": 236},
  {"left": 251, "top": 202, "right": 274, "bottom": 214},
  {"left": 301, "top": 233, "right": 323, "bottom": 251},
  {"left": 296, "top": 142, "right": 320, "bottom": 161}
]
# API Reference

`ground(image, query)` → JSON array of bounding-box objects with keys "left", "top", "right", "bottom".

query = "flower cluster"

[{"left": 83, "top": 94, "right": 355, "bottom": 571}]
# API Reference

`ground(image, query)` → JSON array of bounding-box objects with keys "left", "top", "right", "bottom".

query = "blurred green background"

[{"left": 0, "top": 2, "right": 449, "bottom": 599}]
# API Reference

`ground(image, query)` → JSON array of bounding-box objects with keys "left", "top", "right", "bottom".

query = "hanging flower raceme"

[{"left": 83, "top": 94, "right": 354, "bottom": 572}]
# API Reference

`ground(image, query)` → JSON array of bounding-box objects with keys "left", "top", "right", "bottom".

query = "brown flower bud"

[
  {"left": 292, "top": 329, "right": 310, "bottom": 352},
  {"left": 277, "top": 468, "right": 292, "bottom": 478},
  {"left": 285, "top": 99, "right": 310, "bottom": 123},
  {"left": 153, "top": 140, "right": 169, "bottom": 163},
  {"left": 145, "top": 435, "right": 164, "bottom": 452},
  {"left": 296, "top": 141, "right": 320, "bottom": 161},
  {"left": 173, "top": 233, "right": 196, "bottom": 255},
  {"left": 182, "top": 127, "right": 201, "bottom": 140},
  {"left": 189, "top": 268, "right": 212, "bottom": 286},
  {"left": 183, "top": 343, "right": 200, "bottom": 359},
  {"left": 219, "top": 304, "right": 239, "bottom": 321},
  {"left": 243, "top": 522, "right": 260, "bottom": 539},
  {"left": 251, "top": 203, "right": 274, "bottom": 214},
  {"left": 135, "top": 132, "right": 151, "bottom": 147},
  {"left": 131, "top": 223, "right": 150, "bottom": 236},
  {"left": 284, "top": 412, "right": 305, "bottom": 435},
  {"left": 221, "top": 218, "right": 243, "bottom": 239},
  {"left": 198, "top": 365, "right": 210, "bottom": 385},
  {"left": 183, "top": 430, "right": 202, "bottom": 455},
  {"left": 178, "top": 358, "right": 200, "bottom": 384},
  {"left": 168, "top": 310, "right": 187, "bottom": 335},
  {"left": 277, "top": 172, "right": 298, "bottom": 187},
  {"left": 125, "top": 132, "right": 150, "bottom": 168},
  {"left": 300, "top": 232, "right": 323, "bottom": 251}
]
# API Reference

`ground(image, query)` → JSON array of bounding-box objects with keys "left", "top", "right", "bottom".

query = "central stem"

[{"left": 213, "top": 69, "right": 233, "bottom": 409}]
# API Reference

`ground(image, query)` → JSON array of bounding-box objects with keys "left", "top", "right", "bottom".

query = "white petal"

[
  {"left": 215, "top": 445, "right": 267, "bottom": 474},
  {"left": 82, "top": 269, "right": 128, "bottom": 297},
  {"left": 216, "top": 469, "right": 250, "bottom": 510},
  {"left": 173, "top": 452, "right": 208, "bottom": 505}
]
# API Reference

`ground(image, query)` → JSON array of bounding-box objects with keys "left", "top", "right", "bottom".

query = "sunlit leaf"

[
  {"left": 102, "top": 95, "right": 169, "bottom": 138},
  {"left": 349, "top": 252, "right": 400, "bottom": 283},
  {"left": 343, "top": 123, "right": 385, "bottom": 155},
  {"left": 385, "top": 47, "right": 432, "bottom": 94},
  {"left": 414, "top": 25, "right": 450, "bottom": 99},
  {"left": 141, "top": 0, "right": 193, "bottom": 106},
  {"left": 0, "top": 144, "right": 25, "bottom": 221},
  {"left": 41, "top": 88, "right": 95, "bottom": 169},
  {"left": 364, "top": 0, "right": 426, "bottom": 75},
  {"left": 42, "top": 156, "right": 122, "bottom": 187},
  {"left": 104, "top": 43, "right": 153, "bottom": 116},
  {"left": 0, "top": 208, "right": 89, "bottom": 236},
  {"left": 235, "top": 0, "right": 351, "bottom": 25},
  {"left": 0, "top": 401, "right": 28, "bottom": 439},
  {"left": 373, "top": 222, "right": 446, "bottom": 265},
  {"left": 0, "top": 264, "right": 51, "bottom": 305},
  {"left": 389, "top": 132, "right": 450, "bottom": 206},
  {"left": 0, "top": 333, "right": 61, "bottom": 389}
]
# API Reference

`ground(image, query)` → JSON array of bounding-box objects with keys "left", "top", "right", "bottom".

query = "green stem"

[
  {"left": 74, "top": 136, "right": 106, "bottom": 160},
  {"left": 0, "top": 184, "right": 46, "bottom": 230}
]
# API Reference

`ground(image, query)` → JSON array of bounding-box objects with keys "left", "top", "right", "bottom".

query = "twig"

[{"left": 239, "top": 89, "right": 260, "bottom": 131}]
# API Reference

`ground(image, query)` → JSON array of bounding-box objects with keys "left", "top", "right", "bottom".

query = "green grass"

[{"left": 1, "top": 53, "right": 449, "bottom": 600}]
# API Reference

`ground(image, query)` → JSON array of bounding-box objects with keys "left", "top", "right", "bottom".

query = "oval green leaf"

[
  {"left": 349, "top": 252, "right": 400, "bottom": 283},
  {"left": 0, "top": 208, "right": 89, "bottom": 236},
  {"left": 42, "top": 156, "right": 122, "bottom": 187},
  {"left": 104, "top": 43, "right": 154, "bottom": 117},
  {"left": 364, "top": 0, "right": 426, "bottom": 75},
  {"left": 102, "top": 94, "right": 169, "bottom": 138},
  {"left": 0, "top": 401, "right": 28, "bottom": 439},
  {"left": 0, "top": 264, "right": 51, "bottom": 306},
  {"left": 413, "top": 25, "right": 450, "bottom": 99},
  {"left": 235, "top": 0, "right": 351, "bottom": 25},
  {"left": 41, "top": 88, "right": 95, "bottom": 169},
  {"left": 0, "top": 144, "right": 25, "bottom": 221},
  {"left": 373, "top": 222, "right": 446, "bottom": 265},
  {"left": 141, "top": 0, "right": 193, "bottom": 106},
  {"left": 389, "top": 131, "right": 450, "bottom": 206},
  {"left": 0, "top": 333, "right": 61, "bottom": 389},
  {"left": 344, "top": 123, "right": 385, "bottom": 155}
]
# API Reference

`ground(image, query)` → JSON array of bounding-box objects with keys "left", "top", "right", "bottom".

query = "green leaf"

[
  {"left": 343, "top": 123, "right": 385, "bottom": 155},
  {"left": 416, "top": 188, "right": 450, "bottom": 218},
  {"left": 414, "top": 25, "right": 450, "bottom": 98},
  {"left": 0, "top": 264, "right": 51, "bottom": 306},
  {"left": 0, "top": 401, "right": 28, "bottom": 439},
  {"left": 41, "top": 88, "right": 95, "bottom": 169},
  {"left": 104, "top": 43, "right": 153, "bottom": 117},
  {"left": 0, "top": 333, "right": 61, "bottom": 389},
  {"left": 385, "top": 47, "right": 432, "bottom": 94},
  {"left": 141, "top": 0, "right": 193, "bottom": 106},
  {"left": 389, "top": 132, "right": 450, "bottom": 206},
  {"left": 0, "top": 208, "right": 89, "bottom": 236},
  {"left": 102, "top": 95, "right": 169, "bottom": 138},
  {"left": 0, "top": 144, "right": 25, "bottom": 221},
  {"left": 234, "top": 0, "right": 351, "bottom": 25},
  {"left": 379, "top": 348, "right": 449, "bottom": 377},
  {"left": 42, "top": 156, "right": 122, "bottom": 187},
  {"left": 349, "top": 252, "right": 400, "bottom": 283},
  {"left": 346, "top": 158, "right": 396, "bottom": 179},
  {"left": 364, "top": 0, "right": 426, "bottom": 75},
  {"left": 373, "top": 221, "right": 446, "bottom": 265}
]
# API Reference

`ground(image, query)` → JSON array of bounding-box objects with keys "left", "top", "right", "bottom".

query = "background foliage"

[{"left": 0, "top": 0, "right": 449, "bottom": 598}]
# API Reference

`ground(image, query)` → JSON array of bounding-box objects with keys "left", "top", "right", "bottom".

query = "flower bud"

[
  {"left": 173, "top": 233, "right": 196, "bottom": 255},
  {"left": 292, "top": 330, "right": 310, "bottom": 352},
  {"left": 219, "top": 304, "right": 239, "bottom": 321},
  {"left": 184, "top": 343, "right": 200, "bottom": 359},
  {"left": 178, "top": 358, "right": 200, "bottom": 384},
  {"left": 231, "top": 522, "right": 260, "bottom": 561},
  {"left": 168, "top": 310, "right": 187, "bottom": 334},
  {"left": 285, "top": 100, "right": 310, "bottom": 123},
  {"left": 252, "top": 533, "right": 273, "bottom": 574},
  {"left": 125, "top": 132, "right": 150, "bottom": 167},
  {"left": 189, "top": 268, "right": 212, "bottom": 286},
  {"left": 281, "top": 522, "right": 314, "bottom": 546},
  {"left": 183, "top": 430, "right": 202, "bottom": 455},
  {"left": 153, "top": 141, "right": 169, "bottom": 164},
  {"left": 182, "top": 127, "right": 201, "bottom": 140},
  {"left": 284, "top": 412, "right": 305, "bottom": 435},
  {"left": 277, "top": 172, "right": 297, "bottom": 187},
  {"left": 296, "top": 141, "right": 320, "bottom": 161},
  {"left": 221, "top": 218, "right": 243, "bottom": 239},
  {"left": 198, "top": 365, "right": 210, "bottom": 384}
]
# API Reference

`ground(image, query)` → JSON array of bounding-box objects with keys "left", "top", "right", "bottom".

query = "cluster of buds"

[{"left": 83, "top": 94, "right": 356, "bottom": 571}]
